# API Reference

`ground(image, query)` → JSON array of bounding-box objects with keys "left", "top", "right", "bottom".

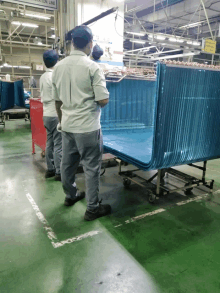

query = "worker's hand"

[{"left": 57, "top": 122, "right": 62, "bottom": 132}]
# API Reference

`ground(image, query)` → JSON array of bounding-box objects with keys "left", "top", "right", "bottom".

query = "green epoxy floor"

[{"left": 1, "top": 120, "right": 220, "bottom": 293}]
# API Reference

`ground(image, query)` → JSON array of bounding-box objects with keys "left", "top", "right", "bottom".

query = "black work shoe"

[
  {"left": 54, "top": 174, "right": 61, "bottom": 181},
  {"left": 45, "top": 170, "right": 55, "bottom": 179},
  {"left": 64, "top": 191, "right": 85, "bottom": 207},
  {"left": 84, "top": 203, "right": 111, "bottom": 221}
]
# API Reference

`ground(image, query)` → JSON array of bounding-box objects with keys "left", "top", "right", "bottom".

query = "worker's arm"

[
  {"left": 98, "top": 98, "right": 109, "bottom": 108},
  {"left": 53, "top": 83, "right": 62, "bottom": 123},
  {"left": 39, "top": 76, "right": 43, "bottom": 103},
  {"left": 91, "top": 65, "right": 109, "bottom": 108},
  {"left": 55, "top": 101, "right": 62, "bottom": 123},
  {"left": 52, "top": 70, "right": 63, "bottom": 123}
]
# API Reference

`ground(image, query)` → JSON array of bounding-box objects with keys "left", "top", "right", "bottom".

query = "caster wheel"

[
  {"left": 184, "top": 183, "right": 193, "bottom": 195},
  {"left": 123, "top": 178, "right": 131, "bottom": 188},
  {"left": 148, "top": 192, "right": 156, "bottom": 203},
  {"left": 41, "top": 151, "right": 45, "bottom": 158}
]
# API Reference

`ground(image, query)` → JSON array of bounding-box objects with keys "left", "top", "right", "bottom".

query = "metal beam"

[
  {"left": 0, "top": 43, "right": 47, "bottom": 50},
  {"left": 0, "top": 39, "right": 50, "bottom": 48},
  {"left": 200, "top": 0, "right": 214, "bottom": 40}
]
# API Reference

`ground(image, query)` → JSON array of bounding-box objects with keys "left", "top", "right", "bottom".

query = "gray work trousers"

[
  {"left": 61, "top": 129, "right": 103, "bottom": 212},
  {"left": 43, "top": 116, "right": 62, "bottom": 175}
]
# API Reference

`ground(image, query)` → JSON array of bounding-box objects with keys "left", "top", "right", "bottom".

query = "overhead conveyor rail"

[{"left": 102, "top": 62, "right": 220, "bottom": 202}]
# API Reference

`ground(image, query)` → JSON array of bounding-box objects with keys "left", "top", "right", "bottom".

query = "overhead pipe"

[{"left": 65, "top": 7, "right": 119, "bottom": 41}]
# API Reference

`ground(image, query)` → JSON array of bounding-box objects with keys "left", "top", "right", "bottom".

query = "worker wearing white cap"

[
  {"left": 40, "top": 50, "right": 62, "bottom": 181},
  {"left": 53, "top": 25, "right": 111, "bottom": 221}
]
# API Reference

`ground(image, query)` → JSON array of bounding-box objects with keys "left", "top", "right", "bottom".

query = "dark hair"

[
  {"left": 43, "top": 50, "right": 59, "bottom": 68},
  {"left": 72, "top": 25, "right": 93, "bottom": 49}
]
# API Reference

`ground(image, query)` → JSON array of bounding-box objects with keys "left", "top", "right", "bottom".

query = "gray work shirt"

[
  {"left": 40, "top": 68, "right": 57, "bottom": 117},
  {"left": 52, "top": 50, "right": 109, "bottom": 134}
]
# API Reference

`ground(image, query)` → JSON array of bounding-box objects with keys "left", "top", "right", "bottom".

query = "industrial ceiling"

[
  {"left": 0, "top": 0, "right": 219, "bottom": 67},
  {"left": 123, "top": 0, "right": 220, "bottom": 66}
]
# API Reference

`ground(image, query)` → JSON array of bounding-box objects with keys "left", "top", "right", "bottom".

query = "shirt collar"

[
  {"left": 46, "top": 68, "right": 53, "bottom": 72},
  {"left": 70, "top": 50, "right": 87, "bottom": 57}
]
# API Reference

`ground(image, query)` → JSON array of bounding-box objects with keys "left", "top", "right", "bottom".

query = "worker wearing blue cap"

[
  {"left": 52, "top": 25, "right": 111, "bottom": 221},
  {"left": 92, "top": 44, "right": 104, "bottom": 61},
  {"left": 40, "top": 50, "right": 62, "bottom": 181}
]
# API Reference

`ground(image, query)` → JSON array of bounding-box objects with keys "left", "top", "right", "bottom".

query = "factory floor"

[{"left": 1, "top": 119, "right": 220, "bottom": 293}]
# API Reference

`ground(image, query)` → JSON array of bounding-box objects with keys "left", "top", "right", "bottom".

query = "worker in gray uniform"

[
  {"left": 52, "top": 25, "right": 111, "bottom": 221},
  {"left": 40, "top": 50, "right": 62, "bottom": 181}
]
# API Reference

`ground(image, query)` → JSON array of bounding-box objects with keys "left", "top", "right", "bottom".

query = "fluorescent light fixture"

[
  {"left": 51, "top": 27, "right": 55, "bottom": 30},
  {"left": 50, "top": 35, "right": 56, "bottom": 39},
  {"left": 148, "top": 34, "right": 166, "bottom": 41},
  {"left": 187, "top": 40, "right": 193, "bottom": 45},
  {"left": 130, "top": 40, "right": 146, "bottom": 44},
  {"left": 12, "top": 21, "right": 21, "bottom": 26},
  {"left": 180, "top": 21, "right": 203, "bottom": 29},
  {"left": 38, "top": 42, "right": 43, "bottom": 45},
  {"left": 12, "top": 21, "right": 38, "bottom": 28},
  {"left": 17, "top": 66, "right": 31, "bottom": 69},
  {"left": 127, "top": 31, "right": 146, "bottom": 36},
  {"left": 153, "top": 52, "right": 198, "bottom": 61},
  {"left": 21, "top": 12, "right": 51, "bottom": 20},
  {"left": 176, "top": 38, "right": 184, "bottom": 43},
  {"left": 13, "top": 65, "right": 31, "bottom": 69},
  {"left": 169, "top": 37, "right": 177, "bottom": 42},
  {"left": 156, "top": 35, "right": 166, "bottom": 40},
  {"left": 192, "top": 41, "right": 200, "bottom": 46},
  {"left": 22, "top": 23, "right": 39, "bottom": 28},
  {"left": 2, "top": 63, "right": 31, "bottom": 69}
]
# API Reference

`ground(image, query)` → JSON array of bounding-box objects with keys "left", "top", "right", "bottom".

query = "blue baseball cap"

[
  {"left": 71, "top": 25, "right": 93, "bottom": 49},
  {"left": 43, "top": 50, "right": 59, "bottom": 68},
  {"left": 92, "top": 44, "right": 104, "bottom": 60}
]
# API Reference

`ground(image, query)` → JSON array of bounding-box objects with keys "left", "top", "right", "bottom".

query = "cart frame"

[{"left": 116, "top": 159, "right": 214, "bottom": 203}]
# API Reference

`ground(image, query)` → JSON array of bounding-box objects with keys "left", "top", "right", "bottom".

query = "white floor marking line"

[
  {"left": 26, "top": 189, "right": 220, "bottom": 248},
  {"left": 114, "top": 224, "right": 123, "bottom": 228},
  {"left": 52, "top": 231, "right": 102, "bottom": 248},
  {"left": 26, "top": 193, "right": 58, "bottom": 242},
  {"left": 125, "top": 208, "right": 166, "bottom": 224},
  {"left": 26, "top": 192, "right": 102, "bottom": 249},
  {"left": 114, "top": 190, "right": 220, "bottom": 227}
]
